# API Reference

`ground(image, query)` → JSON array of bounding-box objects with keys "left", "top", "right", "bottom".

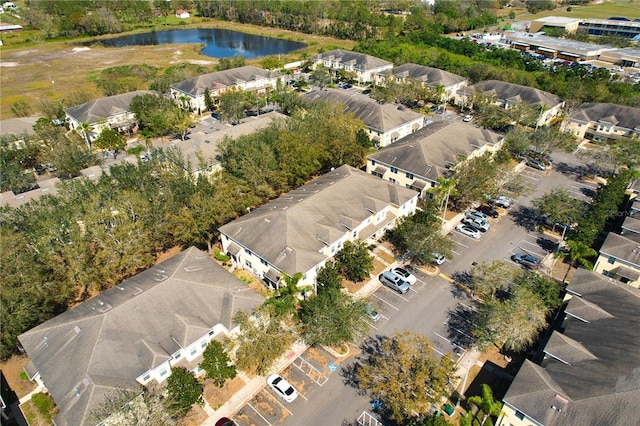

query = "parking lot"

[{"left": 235, "top": 347, "right": 340, "bottom": 426}]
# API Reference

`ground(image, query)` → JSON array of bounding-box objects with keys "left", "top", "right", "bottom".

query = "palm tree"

[
  {"left": 432, "top": 177, "right": 458, "bottom": 223},
  {"left": 265, "top": 272, "right": 312, "bottom": 318},
  {"left": 562, "top": 239, "right": 597, "bottom": 282},
  {"left": 433, "top": 84, "right": 447, "bottom": 117},
  {"left": 467, "top": 384, "right": 502, "bottom": 426}
]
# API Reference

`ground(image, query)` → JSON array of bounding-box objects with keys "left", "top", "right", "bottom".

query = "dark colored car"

[
  {"left": 511, "top": 253, "right": 539, "bottom": 268},
  {"left": 362, "top": 89, "right": 372, "bottom": 94},
  {"left": 477, "top": 205, "right": 499, "bottom": 218},
  {"left": 211, "top": 112, "right": 222, "bottom": 120},
  {"left": 215, "top": 418, "right": 237, "bottom": 426}
]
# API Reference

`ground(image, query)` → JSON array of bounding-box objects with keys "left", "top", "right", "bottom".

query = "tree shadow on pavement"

[
  {"left": 509, "top": 205, "right": 540, "bottom": 232},
  {"left": 446, "top": 305, "right": 475, "bottom": 350},
  {"left": 340, "top": 335, "right": 386, "bottom": 395},
  {"left": 553, "top": 162, "right": 592, "bottom": 179}
]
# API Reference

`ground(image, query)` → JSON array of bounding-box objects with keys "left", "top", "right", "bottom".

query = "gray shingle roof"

[
  {"left": 503, "top": 269, "right": 640, "bottom": 426},
  {"left": 313, "top": 49, "right": 392, "bottom": 71},
  {"left": 463, "top": 80, "right": 563, "bottom": 109},
  {"left": 382, "top": 63, "right": 466, "bottom": 88},
  {"left": 300, "top": 89, "right": 424, "bottom": 132},
  {"left": 599, "top": 232, "right": 640, "bottom": 267},
  {"left": 18, "top": 247, "right": 264, "bottom": 426},
  {"left": 65, "top": 90, "right": 156, "bottom": 124},
  {"left": 367, "top": 120, "right": 503, "bottom": 183},
  {"left": 170, "top": 66, "right": 282, "bottom": 97},
  {"left": 568, "top": 103, "right": 640, "bottom": 130},
  {"left": 218, "top": 165, "right": 417, "bottom": 276}
]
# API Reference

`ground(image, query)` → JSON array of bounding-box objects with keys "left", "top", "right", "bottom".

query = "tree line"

[{"left": 0, "top": 101, "right": 369, "bottom": 361}]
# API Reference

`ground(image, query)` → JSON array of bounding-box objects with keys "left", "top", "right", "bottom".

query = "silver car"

[{"left": 379, "top": 271, "right": 411, "bottom": 294}]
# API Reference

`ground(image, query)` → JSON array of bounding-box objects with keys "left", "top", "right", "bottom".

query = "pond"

[{"left": 96, "top": 28, "right": 306, "bottom": 59}]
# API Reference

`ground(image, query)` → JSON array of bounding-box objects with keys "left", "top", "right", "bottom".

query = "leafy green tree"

[
  {"left": 467, "top": 384, "right": 502, "bottom": 426},
  {"left": 76, "top": 121, "right": 95, "bottom": 150},
  {"left": 130, "top": 93, "right": 183, "bottom": 139},
  {"left": 93, "top": 128, "right": 126, "bottom": 159},
  {"left": 310, "top": 64, "right": 331, "bottom": 89},
  {"left": 203, "top": 87, "right": 215, "bottom": 112},
  {"left": 452, "top": 152, "right": 499, "bottom": 210},
  {"left": 226, "top": 310, "right": 296, "bottom": 376},
  {"left": 529, "top": 126, "right": 578, "bottom": 155},
  {"left": 315, "top": 261, "right": 343, "bottom": 294},
  {"left": 473, "top": 285, "right": 549, "bottom": 352},
  {"left": 299, "top": 287, "right": 369, "bottom": 346},
  {"left": 218, "top": 87, "right": 248, "bottom": 124},
  {"left": 200, "top": 340, "right": 237, "bottom": 387},
  {"left": 355, "top": 331, "right": 456, "bottom": 424},
  {"left": 561, "top": 240, "right": 598, "bottom": 281},
  {"left": 261, "top": 55, "right": 284, "bottom": 70},
  {"left": 386, "top": 204, "right": 454, "bottom": 266},
  {"left": 513, "top": 271, "right": 563, "bottom": 310},
  {"left": 334, "top": 240, "right": 374, "bottom": 282},
  {"left": 165, "top": 367, "right": 203, "bottom": 417},
  {"left": 532, "top": 188, "right": 586, "bottom": 232},
  {"left": 88, "top": 386, "right": 173, "bottom": 425},
  {"left": 469, "top": 260, "right": 519, "bottom": 301}
]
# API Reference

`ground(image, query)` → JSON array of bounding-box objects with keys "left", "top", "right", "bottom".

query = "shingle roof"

[
  {"left": 65, "top": 90, "right": 156, "bottom": 124},
  {"left": 599, "top": 232, "right": 640, "bottom": 267},
  {"left": 218, "top": 165, "right": 417, "bottom": 276},
  {"left": 300, "top": 89, "right": 424, "bottom": 132},
  {"left": 502, "top": 269, "right": 640, "bottom": 426},
  {"left": 382, "top": 63, "right": 466, "bottom": 88},
  {"left": 18, "top": 247, "right": 264, "bottom": 426},
  {"left": 367, "top": 120, "right": 503, "bottom": 182},
  {"left": 463, "top": 80, "right": 563, "bottom": 108},
  {"left": 568, "top": 103, "right": 640, "bottom": 130},
  {"left": 313, "top": 49, "right": 392, "bottom": 71},
  {"left": 170, "top": 66, "right": 282, "bottom": 98}
]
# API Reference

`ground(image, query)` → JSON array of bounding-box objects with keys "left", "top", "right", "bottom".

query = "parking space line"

[
  {"left": 432, "top": 345, "right": 446, "bottom": 357},
  {"left": 247, "top": 402, "right": 273, "bottom": 426},
  {"left": 452, "top": 249, "right": 462, "bottom": 256},
  {"left": 453, "top": 239, "right": 470, "bottom": 248},
  {"left": 371, "top": 293, "right": 400, "bottom": 311},
  {"left": 459, "top": 302, "right": 477, "bottom": 312},
  {"left": 263, "top": 389, "right": 293, "bottom": 416},
  {"left": 446, "top": 323, "right": 474, "bottom": 340},
  {"left": 434, "top": 332, "right": 466, "bottom": 352}
]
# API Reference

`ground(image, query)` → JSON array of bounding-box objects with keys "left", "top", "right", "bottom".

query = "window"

[
  {"left": 608, "top": 256, "right": 616, "bottom": 264},
  {"left": 160, "top": 369, "right": 168, "bottom": 377},
  {"left": 190, "top": 348, "right": 197, "bottom": 356},
  {"left": 371, "top": 160, "right": 376, "bottom": 166},
  {"left": 390, "top": 167, "right": 398, "bottom": 174},
  {"left": 515, "top": 411, "right": 525, "bottom": 421},
  {"left": 173, "top": 352, "right": 181, "bottom": 360},
  {"left": 353, "top": 231, "right": 357, "bottom": 238},
  {"left": 390, "top": 178, "right": 396, "bottom": 183},
  {"left": 201, "top": 340, "right": 208, "bottom": 348},
  {"left": 246, "top": 250, "right": 252, "bottom": 256},
  {"left": 406, "top": 172, "right": 414, "bottom": 179},
  {"left": 260, "top": 259, "right": 268, "bottom": 266},
  {"left": 208, "top": 330, "right": 214, "bottom": 336},
  {"left": 245, "top": 260, "right": 252, "bottom": 269},
  {"left": 142, "top": 374, "right": 150, "bottom": 382}
]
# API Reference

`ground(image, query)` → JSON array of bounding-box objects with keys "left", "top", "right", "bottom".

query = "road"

[{"left": 242, "top": 150, "right": 593, "bottom": 426}]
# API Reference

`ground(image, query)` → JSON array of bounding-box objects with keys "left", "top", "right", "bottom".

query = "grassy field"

[
  {"left": 525, "top": 0, "right": 640, "bottom": 20},
  {"left": 0, "top": 19, "right": 355, "bottom": 119}
]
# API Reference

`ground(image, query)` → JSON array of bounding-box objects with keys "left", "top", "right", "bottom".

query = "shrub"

[{"left": 214, "top": 250, "right": 230, "bottom": 262}]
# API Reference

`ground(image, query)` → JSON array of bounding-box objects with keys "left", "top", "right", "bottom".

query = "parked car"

[
  {"left": 379, "top": 271, "right": 411, "bottom": 294},
  {"left": 491, "top": 196, "right": 512, "bottom": 208},
  {"left": 211, "top": 112, "right": 221, "bottom": 120},
  {"left": 465, "top": 210, "right": 489, "bottom": 222},
  {"left": 463, "top": 114, "right": 473, "bottom": 122},
  {"left": 267, "top": 374, "right": 298, "bottom": 402},
  {"left": 362, "top": 89, "right": 372, "bottom": 94},
  {"left": 526, "top": 157, "right": 546, "bottom": 170},
  {"left": 392, "top": 266, "right": 417, "bottom": 285},
  {"left": 431, "top": 252, "right": 446, "bottom": 265},
  {"left": 215, "top": 418, "right": 238, "bottom": 426},
  {"left": 456, "top": 224, "right": 481, "bottom": 239},
  {"left": 511, "top": 253, "right": 540, "bottom": 268},
  {"left": 462, "top": 217, "right": 490, "bottom": 233},
  {"left": 477, "top": 205, "right": 499, "bottom": 218},
  {"left": 366, "top": 304, "right": 381, "bottom": 322}
]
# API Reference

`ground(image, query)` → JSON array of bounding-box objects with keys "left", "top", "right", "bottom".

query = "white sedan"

[
  {"left": 267, "top": 374, "right": 298, "bottom": 402},
  {"left": 456, "top": 224, "right": 481, "bottom": 239},
  {"left": 392, "top": 266, "right": 417, "bottom": 285}
]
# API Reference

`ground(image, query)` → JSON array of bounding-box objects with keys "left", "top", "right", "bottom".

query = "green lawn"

[{"left": 526, "top": 1, "right": 640, "bottom": 20}]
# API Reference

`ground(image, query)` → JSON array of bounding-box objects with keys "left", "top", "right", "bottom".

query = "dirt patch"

[
  {"left": 371, "top": 259, "right": 387, "bottom": 276},
  {"left": 373, "top": 248, "right": 395, "bottom": 265},
  {"left": 0, "top": 355, "right": 37, "bottom": 398},
  {"left": 20, "top": 398, "right": 53, "bottom": 426},
  {"left": 177, "top": 405, "right": 208, "bottom": 426},
  {"left": 342, "top": 277, "right": 367, "bottom": 294},
  {"left": 203, "top": 376, "right": 247, "bottom": 410},
  {"left": 232, "top": 269, "right": 270, "bottom": 297}
]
